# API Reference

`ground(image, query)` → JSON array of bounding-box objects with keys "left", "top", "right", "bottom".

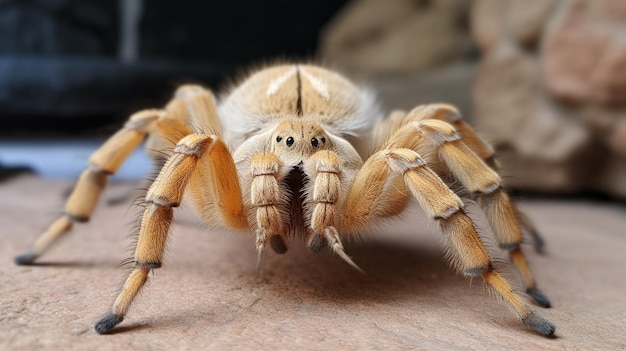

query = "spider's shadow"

[
  {"left": 23, "top": 261, "right": 103, "bottom": 268},
  {"left": 260, "top": 237, "right": 461, "bottom": 301},
  {"left": 124, "top": 235, "right": 471, "bottom": 334}
]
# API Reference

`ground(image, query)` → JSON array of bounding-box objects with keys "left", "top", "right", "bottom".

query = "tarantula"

[{"left": 14, "top": 64, "right": 555, "bottom": 336}]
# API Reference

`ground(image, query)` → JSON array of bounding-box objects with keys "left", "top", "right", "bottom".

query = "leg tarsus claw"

[
  {"left": 95, "top": 314, "right": 124, "bottom": 334},
  {"left": 527, "top": 287, "right": 552, "bottom": 308},
  {"left": 522, "top": 311, "right": 556, "bottom": 337},
  {"left": 14, "top": 252, "right": 39, "bottom": 265}
]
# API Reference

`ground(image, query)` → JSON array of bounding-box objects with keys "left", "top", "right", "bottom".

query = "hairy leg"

[
  {"left": 375, "top": 105, "right": 547, "bottom": 253},
  {"left": 15, "top": 84, "right": 226, "bottom": 265},
  {"left": 249, "top": 152, "right": 290, "bottom": 266},
  {"left": 417, "top": 119, "right": 550, "bottom": 307},
  {"left": 95, "top": 134, "right": 246, "bottom": 334},
  {"left": 375, "top": 111, "right": 551, "bottom": 307},
  {"left": 407, "top": 104, "right": 547, "bottom": 253},
  {"left": 302, "top": 150, "right": 362, "bottom": 272},
  {"left": 344, "top": 148, "right": 554, "bottom": 335},
  {"left": 14, "top": 109, "right": 190, "bottom": 265}
]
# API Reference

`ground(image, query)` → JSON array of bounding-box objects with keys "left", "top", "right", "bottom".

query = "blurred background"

[{"left": 1, "top": 0, "right": 625, "bottom": 200}]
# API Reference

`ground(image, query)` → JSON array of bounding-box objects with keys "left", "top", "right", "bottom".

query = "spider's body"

[
  {"left": 225, "top": 65, "right": 380, "bottom": 251},
  {"left": 15, "top": 64, "right": 555, "bottom": 336}
]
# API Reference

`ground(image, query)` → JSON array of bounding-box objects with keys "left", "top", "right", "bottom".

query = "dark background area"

[{"left": 0, "top": 0, "right": 349, "bottom": 136}]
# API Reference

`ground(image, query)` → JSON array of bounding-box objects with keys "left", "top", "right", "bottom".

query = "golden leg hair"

[
  {"left": 377, "top": 105, "right": 547, "bottom": 252},
  {"left": 94, "top": 133, "right": 246, "bottom": 334},
  {"left": 250, "top": 152, "right": 289, "bottom": 265},
  {"left": 413, "top": 104, "right": 547, "bottom": 252},
  {"left": 14, "top": 84, "right": 226, "bottom": 265},
  {"left": 302, "top": 150, "right": 363, "bottom": 273},
  {"left": 14, "top": 113, "right": 153, "bottom": 265},
  {"left": 171, "top": 84, "right": 223, "bottom": 137},
  {"left": 342, "top": 152, "right": 410, "bottom": 235},
  {"left": 386, "top": 149, "right": 554, "bottom": 336},
  {"left": 378, "top": 106, "right": 551, "bottom": 308},
  {"left": 425, "top": 119, "right": 551, "bottom": 307},
  {"left": 342, "top": 148, "right": 554, "bottom": 335},
  {"left": 478, "top": 190, "right": 550, "bottom": 307}
]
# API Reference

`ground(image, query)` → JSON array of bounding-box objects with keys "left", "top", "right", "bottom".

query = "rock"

[
  {"left": 471, "top": 0, "right": 626, "bottom": 199},
  {"left": 471, "top": 0, "right": 559, "bottom": 52},
  {"left": 320, "top": 0, "right": 473, "bottom": 76},
  {"left": 609, "top": 119, "right": 626, "bottom": 156},
  {"left": 470, "top": 0, "right": 505, "bottom": 52},
  {"left": 472, "top": 41, "right": 590, "bottom": 162},
  {"left": 596, "top": 155, "right": 626, "bottom": 198},
  {"left": 472, "top": 41, "right": 592, "bottom": 193},
  {"left": 372, "top": 60, "right": 476, "bottom": 116},
  {"left": 473, "top": 41, "right": 541, "bottom": 147},
  {"left": 574, "top": 105, "right": 626, "bottom": 155},
  {"left": 496, "top": 148, "right": 595, "bottom": 193},
  {"left": 543, "top": 0, "right": 626, "bottom": 106},
  {"left": 507, "top": 0, "right": 560, "bottom": 49}
]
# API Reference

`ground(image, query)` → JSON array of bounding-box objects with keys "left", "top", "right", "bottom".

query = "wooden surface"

[{"left": 1, "top": 175, "right": 625, "bottom": 350}]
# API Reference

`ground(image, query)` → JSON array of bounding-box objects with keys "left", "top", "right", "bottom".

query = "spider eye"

[
  {"left": 311, "top": 138, "right": 319, "bottom": 147},
  {"left": 286, "top": 137, "right": 294, "bottom": 147},
  {"left": 320, "top": 137, "right": 326, "bottom": 143},
  {"left": 276, "top": 136, "right": 282, "bottom": 142}
]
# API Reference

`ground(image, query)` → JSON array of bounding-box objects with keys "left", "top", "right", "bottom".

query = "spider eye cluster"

[
  {"left": 276, "top": 135, "right": 295, "bottom": 147},
  {"left": 311, "top": 137, "right": 326, "bottom": 147},
  {"left": 275, "top": 134, "right": 326, "bottom": 148}
]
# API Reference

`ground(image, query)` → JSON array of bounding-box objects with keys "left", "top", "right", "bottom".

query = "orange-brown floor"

[{"left": 2, "top": 175, "right": 625, "bottom": 350}]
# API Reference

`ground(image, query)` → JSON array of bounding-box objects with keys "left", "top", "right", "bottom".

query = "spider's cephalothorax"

[{"left": 14, "top": 64, "right": 555, "bottom": 336}]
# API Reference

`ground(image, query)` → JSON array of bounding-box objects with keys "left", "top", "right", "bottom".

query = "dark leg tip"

[
  {"left": 95, "top": 314, "right": 124, "bottom": 334},
  {"left": 463, "top": 265, "right": 489, "bottom": 277},
  {"left": 14, "top": 252, "right": 39, "bottom": 265},
  {"left": 307, "top": 234, "right": 325, "bottom": 253},
  {"left": 522, "top": 311, "right": 556, "bottom": 337},
  {"left": 498, "top": 242, "right": 520, "bottom": 251},
  {"left": 531, "top": 231, "right": 546, "bottom": 254},
  {"left": 527, "top": 287, "right": 552, "bottom": 308},
  {"left": 269, "top": 235, "right": 288, "bottom": 254},
  {"left": 141, "top": 262, "right": 162, "bottom": 269}
]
